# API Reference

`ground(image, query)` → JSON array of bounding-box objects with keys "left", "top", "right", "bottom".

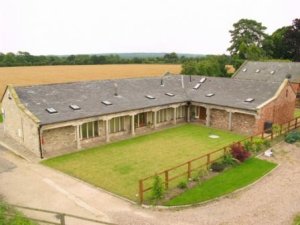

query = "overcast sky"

[{"left": 0, "top": 0, "right": 299, "bottom": 55}]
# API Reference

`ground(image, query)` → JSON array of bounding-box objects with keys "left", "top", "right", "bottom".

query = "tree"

[
  {"left": 228, "top": 19, "right": 268, "bottom": 59},
  {"left": 269, "top": 27, "right": 289, "bottom": 59},
  {"left": 283, "top": 18, "right": 300, "bottom": 62},
  {"left": 163, "top": 52, "right": 178, "bottom": 63}
]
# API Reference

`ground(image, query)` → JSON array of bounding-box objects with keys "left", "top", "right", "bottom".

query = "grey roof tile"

[{"left": 14, "top": 75, "right": 282, "bottom": 125}]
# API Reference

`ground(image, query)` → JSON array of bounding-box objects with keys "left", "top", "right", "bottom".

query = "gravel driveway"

[{"left": 0, "top": 142, "right": 299, "bottom": 225}]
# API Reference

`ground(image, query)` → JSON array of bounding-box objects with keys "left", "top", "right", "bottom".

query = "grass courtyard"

[{"left": 42, "top": 124, "right": 244, "bottom": 201}]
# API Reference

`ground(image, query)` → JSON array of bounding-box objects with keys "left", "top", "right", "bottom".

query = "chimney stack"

[{"left": 114, "top": 83, "right": 118, "bottom": 96}]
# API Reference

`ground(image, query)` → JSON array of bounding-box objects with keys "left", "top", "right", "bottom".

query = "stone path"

[{"left": 0, "top": 139, "right": 300, "bottom": 225}]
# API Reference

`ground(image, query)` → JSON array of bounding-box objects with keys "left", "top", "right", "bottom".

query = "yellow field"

[{"left": 0, "top": 64, "right": 181, "bottom": 97}]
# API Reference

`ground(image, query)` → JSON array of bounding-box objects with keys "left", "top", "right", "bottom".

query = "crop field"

[{"left": 0, "top": 64, "right": 181, "bottom": 97}]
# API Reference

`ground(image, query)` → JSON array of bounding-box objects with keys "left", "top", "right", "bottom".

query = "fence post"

[
  {"left": 164, "top": 170, "right": 169, "bottom": 189},
  {"left": 271, "top": 130, "right": 273, "bottom": 140},
  {"left": 223, "top": 147, "right": 227, "bottom": 155},
  {"left": 261, "top": 132, "right": 264, "bottom": 139},
  {"left": 250, "top": 136, "right": 253, "bottom": 143},
  {"left": 280, "top": 124, "right": 282, "bottom": 135},
  {"left": 58, "top": 213, "right": 65, "bottom": 225},
  {"left": 139, "top": 180, "right": 144, "bottom": 204},
  {"left": 187, "top": 161, "right": 191, "bottom": 179},
  {"left": 207, "top": 154, "right": 210, "bottom": 166},
  {"left": 295, "top": 118, "right": 298, "bottom": 129},
  {"left": 288, "top": 121, "right": 290, "bottom": 131}
]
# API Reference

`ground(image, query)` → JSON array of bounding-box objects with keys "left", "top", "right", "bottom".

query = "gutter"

[{"left": 38, "top": 125, "right": 43, "bottom": 159}]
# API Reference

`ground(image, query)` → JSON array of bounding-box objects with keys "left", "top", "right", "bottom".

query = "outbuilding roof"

[
  {"left": 13, "top": 75, "right": 283, "bottom": 125},
  {"left": 233, "top": 61, "right": 300, "bottom": 83}
]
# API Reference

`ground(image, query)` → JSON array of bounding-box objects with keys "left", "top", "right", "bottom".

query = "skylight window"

[
  {"left": 46, "top": 107, "right": 57, "bottom": 114},
  {"left": 256, "top": 69, "right": 260, "bottom": 73},
  {"left": 145, "top": 95, "right": 155, "bottom": 99},
  {"left": 69, "top": 104, "right": 81, "bottom": 110},
  {"left": 101, "top": 101, "right": 112, "bottom": 105},
  {"left": 270, "top": 70, "right": 275, "bottom": 74},
  {"left": 165, "top": 92, "right": 175, "bottom": 97},
  {"left": 199, "top": 77, "right": 206, "bottom": 83},
  {"left": 193, "top": 83, "right": 201, "bottom": 90},
  {"left": 205, "top": 93, "right": 215, "bottom": 97},
  {"left": 244, "top": 98, "right": 255, "bottom": 103},
  {"left": 242, "top": 68, "right": 247, "bottom": 72}
]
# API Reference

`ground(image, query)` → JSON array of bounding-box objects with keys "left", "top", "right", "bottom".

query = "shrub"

[
  {"left": 285, "top": 132, "right": 300, "bottom": 144},
  {"left": 253, "top": 139, "right": 264, "bottom": 152},
  {"left": 151, "top": 175, "right": 164, "bottom": 200},
  {"left": 244, "top": 140, "right": 254, "bottom": 152},
  {"left": 222, "top": 153, "right": 238, "bottom": 166},
  {"left": 211, "top": 162, "right": 226, "bottom": 172},
  {"left": 263, "top": 139, "right": 271, "bottom": 148},
  {"left": 231, "top": 144, "right": 250, "bottom": 162},
  {"left": 177, "top": 181, "right": 187, "bottom": 189},
  {"left": 272, "top": 124, "right": 281, "bottom": 136}
]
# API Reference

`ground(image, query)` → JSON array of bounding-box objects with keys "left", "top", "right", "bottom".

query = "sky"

[{"left": 0, "top": 0, "right": 299, "bottom": 56}]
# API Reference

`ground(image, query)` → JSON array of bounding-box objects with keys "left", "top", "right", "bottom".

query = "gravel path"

[{"left": 0, "top": 142, "right": 300, "bottom": 225}]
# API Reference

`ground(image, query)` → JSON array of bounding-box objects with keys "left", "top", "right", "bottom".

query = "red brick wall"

[{"left": 255, "top": 83, "right": 295, "bottom": 134}]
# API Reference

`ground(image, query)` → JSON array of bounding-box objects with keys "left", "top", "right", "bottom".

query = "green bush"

[
  {"left": 151, "top": 175, "right": 164, "bottom": 201},
  {"left": 244, "top": 140, "right": 254, "bottom": 152},
  {"left": 263, "top": 139, "right": 271, "bottom": 148},
  {"left": 177, "top": 181, "right": 188, "bottom": 189},
  {"left": 211, "top": 162, "right": 226, "bottom": 172},
  {"left": 272, "top": 124, "right": 281, "bottom": 136},
  {"left": 285, "top": 132, "right": 300, "bottom": 144},
  {"left": 222, "top": 153, "right": 238, "bottom": 166},
  {"left": 253, "top": 139, "right": 264, "bottom": 152}
]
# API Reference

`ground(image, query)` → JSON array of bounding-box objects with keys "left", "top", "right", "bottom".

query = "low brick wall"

[
  {"left": 232, "top": 113, "right": 256, "bottom": 135},
  {"left": 211, "top": 109, "right": 228, "bottom": 130}
]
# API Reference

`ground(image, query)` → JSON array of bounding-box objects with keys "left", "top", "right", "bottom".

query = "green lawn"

[
  {"left": 295, "top": 109, "right": 300, "bottom": 118},
  {"left": 0, "top": 114, "right": 2, "bottom": 123},
  {"left": 293, "top": 214, "right": 300, "bottom": 225},
  {"left": 165, "top": 158, "right": 276, "bottom": 206},
  {"left": 42, "top": 124, "right": 244, "bottom": 201}
]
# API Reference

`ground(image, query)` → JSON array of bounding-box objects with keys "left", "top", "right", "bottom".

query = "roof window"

[
  {"left": 270, "top": 70, "right": 275, "bottom": 74},
  {"left": 46, "top": 107, "right": 58, "bottom": 114},
  {"left": 199, "top": 77, "right": 206, "bottom": 83},
  {"left": 256, "top": 69, "right": 260, "bottom": 73},
  {"left": 69, "top": 104, "right": 81, "bottom": 110},
  {"left": 244, "top": 98, "right": 255, "bottom": 103},
  {"left": 193, "top": 83, "right": 201, "bottom": 90},
  {"left": 101, "top": 101, "right": 112, "bottom": 105},
  {"left": 242, "top": 68, "right": 247, "bottom": 72},
  {"left": 165, "top": 92, "right": 175, "bottom": 97},
  {"left": 145, "top": 95, "right": 155, "bottom": 99},
  {"left": 205, "top": 93, "right": 215, "bottom": 97}
]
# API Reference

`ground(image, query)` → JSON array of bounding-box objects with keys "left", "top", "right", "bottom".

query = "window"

[
  {"left": 135, "top": 113, "right": 147, "bottom": 127},
  {"left": 80, "top": 121, "right": 99, "bottom": 139},
  {"left": 199, "top": 77, "right": 206, "bottom": 83},
  {"left": 109, "top": 117, "right": 125, "bottom": 133},
  {"left": 244, "top": 98, "right": 255, "bottom": 102},
  {"left": 193, "top": 83, "right": 201, "bottom": 89},
  {"left": 69, "top": 104, "right": 81, "bottom": 110},
  {"left": 157, "top": 109, "right": 168, "bottom": 123},
  {"left": 165, "top": 92, "right": 175, "bottom": 97},
  {"left": 145, "top": 95, "right": 155, "bottom": 99},
  {"left": 256, "top": 69, "right": 260, "bottom": 73},
  {"left": 242, "top": 68, "right": 247, "bottom": 72},
  {"left": 176, "top": 106, "right": 186, "bottom": 119},
  {"left": 102, "top": 101, "right": 112, "bottom": 105},
  {"left": 46, "top": 108, "right": 57, "bottom": 114},
  {"left": 270, "top": 70, "right": 275, "bottom": 74},
  {"left": 205, "top": 93, "right": 215, "bottom": 97}
]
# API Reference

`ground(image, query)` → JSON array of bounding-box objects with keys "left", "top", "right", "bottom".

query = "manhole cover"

[{"left": 209, "top": 134, "right": 219, "bottom": 139}]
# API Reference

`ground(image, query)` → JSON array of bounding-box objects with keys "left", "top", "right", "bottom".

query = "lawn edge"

[{"left": 141, "top": 158, "right": 280, "bottom": 210}]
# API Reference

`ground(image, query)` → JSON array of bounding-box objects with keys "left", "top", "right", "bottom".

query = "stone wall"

[
  {"left": 232, "top": 113, "right": 256, "bottom": 135},
  {"left": 42, "top": 126, "right": 77, "bottom": 154},
  {"left": 2, "top": 88, "right": 40, "bottom": 155},
  {"left": 210, "top": 109, "right": 228, "bottom": 130}
]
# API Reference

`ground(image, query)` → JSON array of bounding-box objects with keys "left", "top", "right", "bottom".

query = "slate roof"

[
  {"left": 233, "top": 61, "right": 300, "bottom": 83},
  {"left": 13, "top": 75, "right": 283, "bottom": 125}
]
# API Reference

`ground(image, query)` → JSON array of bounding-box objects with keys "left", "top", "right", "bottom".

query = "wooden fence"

[
  {"left": 7, "top": 205, "right": 117, "bottom": 225},
  {"left": 138, "top": 116, "right": 300, "bottom": 203}
]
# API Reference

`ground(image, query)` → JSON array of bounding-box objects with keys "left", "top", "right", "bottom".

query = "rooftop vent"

[
  {"left": 244, "top": 98, "right": 255, "bottom": 103},
  {"left": 69, "top": 104, "right": 81, "bottom": 110},
  {"left": 102, "top": 100, "right": 112, "bottom": 105},
  {"left": 242, "top": 68, "right": 247, "bottom": 72},
  {"left": 199, "top": 77, "right": 206, "bottom": 83},
  {"left": 46, "top": 107, "right": 57, "bottom": 114},
  {"left": 114, "top": 83, "right": 119, "bottom": 96},
  {"left": 165, "top": 92, "right": 175, "bottom": 97},
  {"left": 286, "top": 74, "right": 292, "bottom": 79},
  {"left": 145, "top": 95, "right": 155, "bottom": 99},
  {"left": 270, "top": 70, "right": 275, "bottom": 75},
  {"left": 193, "top": 83, "right": 201, "bottom": 90},
  {"left": 205, "top": 93, "right": 215, "bottom": 97},
  {"left": 256, "top": 69, "right": 260, "bottom": 73}
]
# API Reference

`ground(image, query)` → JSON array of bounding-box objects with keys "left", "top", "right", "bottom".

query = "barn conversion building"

[
  {"left": 233, "top": 61, "right": 300, "bottom": 106},
  {"left": 1, "top": 74, "right": 295, "bottom": 158}
]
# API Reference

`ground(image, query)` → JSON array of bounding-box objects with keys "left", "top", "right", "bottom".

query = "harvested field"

[{"left": 0, "top": 64, "right": 181, "bottom": 97}]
